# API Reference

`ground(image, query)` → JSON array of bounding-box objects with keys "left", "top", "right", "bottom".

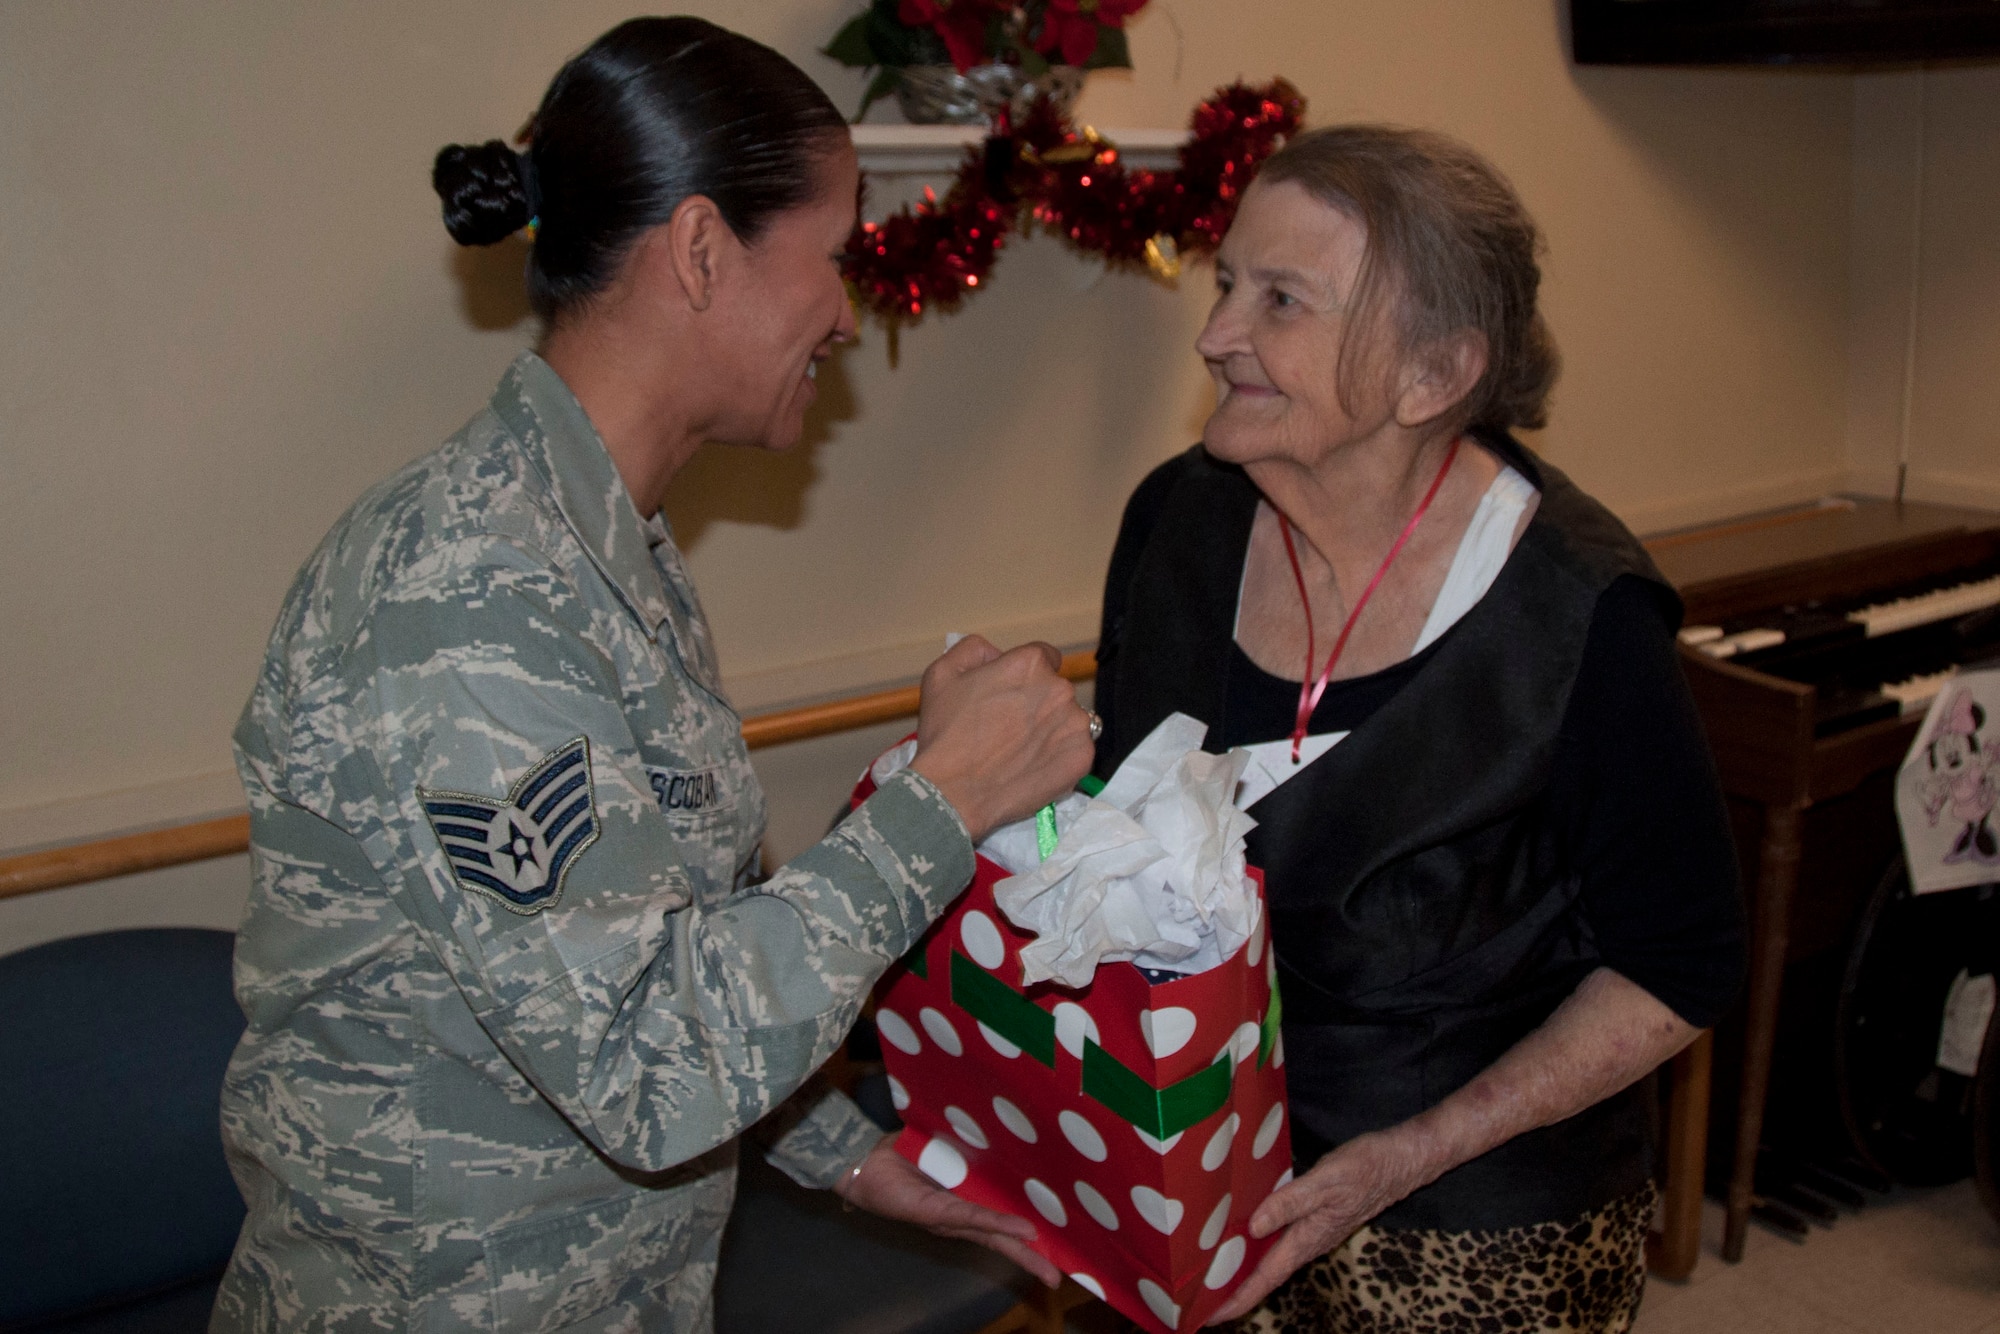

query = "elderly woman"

[
  {"left": 213, "top": 18, "right": 1089, "bottom": 1332},
  {"left": 1089, "top": 127, "right": 1746, "bottom": 1332}
]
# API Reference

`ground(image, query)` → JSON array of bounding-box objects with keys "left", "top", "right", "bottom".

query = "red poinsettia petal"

[
  {"left": 1059, "top": 14, "right": 1100, "bottom": 65},
  {"left": 939, "top": 12, "right": 990, "bottom": 71}
]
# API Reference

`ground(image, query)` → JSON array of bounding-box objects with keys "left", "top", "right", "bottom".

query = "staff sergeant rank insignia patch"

[{"left": 420, "top": 738, "right": 600, "bottom": 914}]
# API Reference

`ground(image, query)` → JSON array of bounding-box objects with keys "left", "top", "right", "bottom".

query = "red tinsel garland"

[{"left": 843, "top": 78, "right": 1305, "bottom": 324}]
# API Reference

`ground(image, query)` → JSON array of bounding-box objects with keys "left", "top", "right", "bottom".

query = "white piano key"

[
  {"left": 1848, "top": 573, "right": 2000, "bottom": 638},
  {"left": 1698, "top": 627, "right": 1787, "bottom": 658},
  {"left": 1881, "top": 667, "right": 1958, "bottom": 715}
]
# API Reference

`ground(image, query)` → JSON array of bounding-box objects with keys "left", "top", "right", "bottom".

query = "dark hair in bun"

[
  {"left": 433, "top": 140, "right": 535, "bottom": 246},
  {"left": 432, "top": 16, "right": 846, "bottom": 324}
]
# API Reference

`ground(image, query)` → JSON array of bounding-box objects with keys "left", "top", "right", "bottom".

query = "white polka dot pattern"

[
  {"left": 1023, "top": 1177, "right": 1067, "bottom": 1227},
  {"left": 1202, "top": 1113, "right": 1240, "bottom": 1171},
  {"left": 875, "top": 1009, "right": 920, "bottom": 1055},
  {"left": 1204, "top": 1236, "right": 1246, "bottom": 1290},
  {"left": 1252, "top": 1103, "right": 1284, "bottom": 1160},
  {"left": 1069, "top": 1273, "right": 1105, "bottom": 1300},
  {"left": 959, "top": 910, "right": 1007, "bottom": 970},
  {"left": 992, "top": 1096, "right": 1037, "bottom": 1143},
  {"left": 1130, "top": 1185, "right": 1185, "bottom": 1235},
  {"left": 1140, "top": 1006, "right": 1198, "bottom": 1058},
  {"left": 1133, "top": 1126, "right": 1183, "bottom": 1155},
  {"left": 1073, "top": 1180, "right": 1119, "bottom": 1230},
  {"left": 1059, "top": 1109, "right": 1107, "bottom": 1162},
  {"left": 978, "top": 1021, "right": 1021, "bottom": 1058},
  {"left": 1053, "top": 1002, "right": 1099, "bottom": 1059},
  {"left": 887, "top": 1075, "right": 909, "bottom": 1111},
  {"left": 1199, "top": 1194, "right": 1232, "bottom": 1250},
  {"left": 918, "top": 1006, "right": 962, "bottom": 1056},
  {"left": 1138, "top": 1278, "right": 1181, "bottom": 1329},
  {"left": 943, "top": 1105, "right": 988, "bottom": 1150},
  {"left": 1231, "top": 1021, "right": 1260, "bottom": 1064},
  {"left": 917, "top": 1136, "right": 966, "bottom": 1189}
]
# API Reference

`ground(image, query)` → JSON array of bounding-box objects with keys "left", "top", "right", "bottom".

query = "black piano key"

[
  {"left": 1814, "top": 690, "right": 1901, "bottom": 737},
  {"left": 1752, "top": 1201, "right": 1812, "bottom": 1242},
  {"left": 1828, "top": 1157, "right": 1893, "bottom": 1193},
  {"left": 1796, "top": 1167, "right": 1867, "bottom": 1209},
  {"left": 1733, "top": 615, "right": 1867, "bottom": 667},
  {"left": 1766, "top": 1184, "right": 1840, "bottom": 1224}
]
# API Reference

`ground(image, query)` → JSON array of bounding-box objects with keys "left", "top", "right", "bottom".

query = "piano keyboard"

[
  {"left": 1880, "top": 667, "right": 1959, "bottom": 715},
  {"left": 1848, "top": 572, "right": 2000, "bottom": 638}
]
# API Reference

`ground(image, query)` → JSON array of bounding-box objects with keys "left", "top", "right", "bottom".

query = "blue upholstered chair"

[
  {"left": 0, "top": 929, "right": 244, "bottom": 1332},
  {"left": 0, "top": 928, "right": 1070, "bottom": 1333}
]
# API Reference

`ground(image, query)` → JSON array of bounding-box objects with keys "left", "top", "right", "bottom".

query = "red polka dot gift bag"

[{"left": 852, "top": 717, "right": 1291, "bottom": 1334}]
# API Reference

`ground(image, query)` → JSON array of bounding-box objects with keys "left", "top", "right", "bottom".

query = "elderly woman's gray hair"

[{"left": 1258, "top": 124, "right": 1559, "bottom": 434}]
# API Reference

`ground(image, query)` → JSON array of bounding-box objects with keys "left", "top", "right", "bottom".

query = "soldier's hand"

[
  {"left": 834, "top": 1135, "right": 1062, "bottom": 1288},
  {"left": 909, "top": 636, "right": 1094, "bottom": 843}
]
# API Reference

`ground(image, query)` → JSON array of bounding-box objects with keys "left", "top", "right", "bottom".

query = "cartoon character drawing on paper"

[{"left": 1921, "top": 688, "right": 1999, "bottom": 865}]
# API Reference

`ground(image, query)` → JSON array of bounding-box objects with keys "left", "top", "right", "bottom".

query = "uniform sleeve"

[
  {"left": 1560, "top": 576, "right": 1749, "bottom": 1029},
  {"left": 756, "top": 1079, "right": 888, "bottom": 1190},
  {"left": 297, "top": 539, "right": 975, "bottom": 1175}
]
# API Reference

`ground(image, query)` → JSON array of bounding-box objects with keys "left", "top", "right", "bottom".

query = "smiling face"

[
  {"left": 705, "top": 137, "right": 860, "bottom": 451},
  {"left": 1195, "top": 178, "right": 1403, "bottom": 472}
]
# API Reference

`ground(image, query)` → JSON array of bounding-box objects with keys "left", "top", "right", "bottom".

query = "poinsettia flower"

[
  {"left": 1033, "top": 0, "right": 1101, "bottom": 65},
  {"left": 1035, "top": 0, "right": 1146, "bottom": 65},
  {"left": 900, "top": 0, "right": 997, "bottom": 71}
]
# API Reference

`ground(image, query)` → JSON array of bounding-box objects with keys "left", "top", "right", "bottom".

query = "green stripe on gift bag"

[
  {"left": 1082, "top": 1041, "right": 1234, "bottom": 1140},
  {"left": 950, "top": 951, "right": 1056, "bottom": 1066},
  {"left": 1259, "top": 979, "right": 1282, "bottom": 1068}
]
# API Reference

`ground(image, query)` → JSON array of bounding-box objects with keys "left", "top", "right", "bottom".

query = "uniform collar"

[{"left": 489, "top": 352, "right": 675, "bottom": 637}]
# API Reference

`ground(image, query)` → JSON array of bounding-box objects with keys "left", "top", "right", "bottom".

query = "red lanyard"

[{"left": 1275, "top": 437, "right": 1461, "bottom": 762}]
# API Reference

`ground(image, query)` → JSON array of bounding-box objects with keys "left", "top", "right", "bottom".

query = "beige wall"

[
  {"left": 0, "top": 1, "right": 1883, "bottom": 951},
  {"left": 1846, "top": 67, "right": 2000, "bottom": 509}
]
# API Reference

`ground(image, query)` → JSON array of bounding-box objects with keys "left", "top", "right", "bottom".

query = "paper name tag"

[
  {"left": 1936, "top": 969, "right": 1996, "bottom": 1078},
  {"left": 1234, "top": 732, "right": 1349, "bottom": 810}
]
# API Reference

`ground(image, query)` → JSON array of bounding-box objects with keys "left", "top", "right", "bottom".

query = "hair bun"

[{"left": 433, "top": 139, "right": 533, "bottom": 246}]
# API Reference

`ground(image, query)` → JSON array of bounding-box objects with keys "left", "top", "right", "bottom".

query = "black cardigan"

[{"left": 1091, "top": 436, "right": 1744, "bottom": 1230}]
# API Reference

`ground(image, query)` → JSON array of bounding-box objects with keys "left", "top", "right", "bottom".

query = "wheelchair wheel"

[
  {"left": 1975, "top": 981, "right": 2000, "bottom": 1227},
  {"left": 1834, "top": 861, "right": 2000, "bottom": 1187}
]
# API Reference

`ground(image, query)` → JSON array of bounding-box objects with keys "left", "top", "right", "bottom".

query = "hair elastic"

[{"left": 519, "top": 150, "right": 543, "bottom": 240}]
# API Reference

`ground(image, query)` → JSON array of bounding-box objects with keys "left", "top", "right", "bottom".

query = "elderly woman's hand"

[
  {"left": 835, "top": 1134, "right": 1063, "bottom": 1288},
  {"left": 1205, "top": 1128, "right": 1431, "bottom": 1324},
  {"left": 1207, "top": 968, "right": 1700, "bottom": 1325}
]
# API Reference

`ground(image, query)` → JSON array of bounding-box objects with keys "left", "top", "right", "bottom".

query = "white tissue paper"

[
  {"left": 989, "top": 713, "right": 1261, "bottom": 987},
  {"left": 867, "top": 714, "right": 1264, "bottom": 987}
]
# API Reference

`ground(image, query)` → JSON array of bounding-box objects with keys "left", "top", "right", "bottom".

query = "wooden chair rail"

[{"left": 0, "top": 650, "right": 1098, "bottom": 902}]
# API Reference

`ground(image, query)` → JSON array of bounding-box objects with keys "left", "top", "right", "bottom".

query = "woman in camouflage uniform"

[{"left": 213, "top": 19, "right": 1092, "bottom": 1332}]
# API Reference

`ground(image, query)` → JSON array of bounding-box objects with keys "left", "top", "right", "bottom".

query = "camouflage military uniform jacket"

[{"left": 214, "top": 353, "right": 975, "bottom": 1333}]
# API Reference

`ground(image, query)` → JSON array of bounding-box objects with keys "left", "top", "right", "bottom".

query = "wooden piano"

[{"left": 1652, "top": 496, "right": 2000, "bottom": 1262}]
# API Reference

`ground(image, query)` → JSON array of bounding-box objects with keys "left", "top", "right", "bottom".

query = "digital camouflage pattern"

[{"left": 214, "top": 353, "right": 975, "bottom": 1333}]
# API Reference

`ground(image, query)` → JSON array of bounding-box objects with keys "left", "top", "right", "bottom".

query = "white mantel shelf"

[{"left": 851, "top": 124, "right": 1187, "bottom": 176}]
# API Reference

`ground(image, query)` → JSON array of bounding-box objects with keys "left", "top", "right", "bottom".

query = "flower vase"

[{"left": 895, "top": 62, "right": 1085, "bottom": 125}]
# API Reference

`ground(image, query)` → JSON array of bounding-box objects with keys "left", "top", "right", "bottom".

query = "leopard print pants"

[{"left": 1225, "top": 1182, "right": 1656, "bottom": 1334}]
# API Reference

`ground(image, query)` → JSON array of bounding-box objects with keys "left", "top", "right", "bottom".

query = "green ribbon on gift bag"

[
  {"left": 1083, "top": 1042, "right": 1234, "bottom": 1141},
  {"left": 1259, "top": 978, "right": 1282, "bottom": 1067},
  {"left": 950, "top": 950, "right": 1056, "bottom": 1066},
  {"left": 947, "top": 948, "right": 1239, "bottom": 1136}
]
